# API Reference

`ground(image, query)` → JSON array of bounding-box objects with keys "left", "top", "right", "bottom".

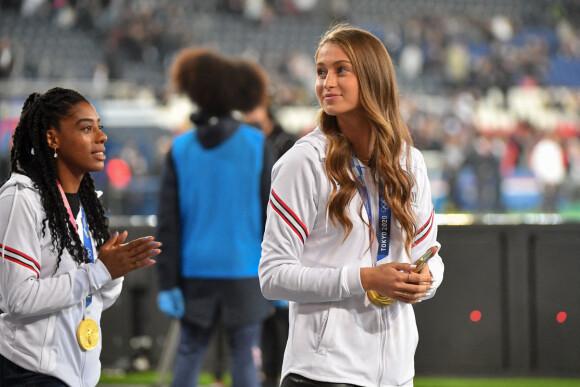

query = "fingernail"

[
  {"left": 150, "top": 241, "right": 156, "bottom": 246},
  {"left": 410, "top": 264, "right": 417, "bottom": 269},
  {"left": 114, "top": 231, "right": 119, "bottom": 236},
  {"left": 151, "top": 249, "right": 160, "bottom": 254},
  {"left": 426, "top": 292, "right": 431, "bottom": 297}
]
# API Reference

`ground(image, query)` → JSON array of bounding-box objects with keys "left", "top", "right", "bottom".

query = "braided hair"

[{"left": 10, "top": 87, "right": 110, "bottom": 267}]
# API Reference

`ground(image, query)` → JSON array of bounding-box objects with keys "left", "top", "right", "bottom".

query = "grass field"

[
  {"left": 98, "top": 372, "right": 580, "bottom": 386},
  {"left": 414, "top": 377, "right": 580, "bottom": 387}
]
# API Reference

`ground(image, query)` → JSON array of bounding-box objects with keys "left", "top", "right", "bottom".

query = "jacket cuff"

[
  {"left": 345, "top": 266, "right": 365, "bottom": 296},
  {"left": 87, "top": 259, "right": 114, "bottom": 292}
]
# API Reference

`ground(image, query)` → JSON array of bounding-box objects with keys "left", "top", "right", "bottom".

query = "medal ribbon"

[
  {"left": 56, "top": 180, "right": 94, "bottom": 307},
  {"left": 80, "top": 207, "right": 95, "bottom": 307},
  {"left": 56, "top": 180, "right": 77, "bottom": 233},
  {"left": 352, "top": 158, "right": 391, "bottom": 261}
]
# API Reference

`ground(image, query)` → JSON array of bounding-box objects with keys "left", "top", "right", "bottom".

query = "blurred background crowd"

[{"left": 1, "top": 0, "right": 580, "bottom": 217}]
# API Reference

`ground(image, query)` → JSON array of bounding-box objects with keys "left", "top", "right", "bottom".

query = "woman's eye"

[
  {"left": 82, "top": 126, "right": 92, "bottom": 131},
  {"left": 317, "top": 69, "right": 326, "bottom": 77},
  {"left": 338, "top": 67, "right": 347, "bottom": 73}
]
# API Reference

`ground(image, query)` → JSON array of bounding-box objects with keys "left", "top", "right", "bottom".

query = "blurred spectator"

[
  {"left": 327, "top": 0, "right": 349, "bottom": 24},
  {"left": 286, "top": 51, "right": 316, "bottom": 93},
  {"left": 564, "top": 137, "right": 580, "bottom": 201},
  {"left": 243, "top": 0, "right": 266, "bottom": 22},
  {"left": 444, "top": 39, "right": 470, "bottom": 87},
  {"left": 292, "top": 0, "right": 318, "bottom": 14},
  {"left": 0, "top": 37, "right": 13, "bottom": 78},
  {"left": 500, "top": 121, "right": 536, "bottom": 176},
  {"left": 244, "top": 98, "right": 297, "bottom": 160},
  {"left": 530, "top": 131, "right": 567, "bottom": 212},
  {"left": 461, "top": 134, "right": 503, "bottom": 211},
  {"left": 92, "top": 62, "right": 110, "bottom": 97},
  {"left": 120, "top": 139, "right": 149, "bottom": 177},
  {"left": 20, "top": 0, "right": 47, "bottom": 17},
  {"left": 441, "top": 118, "right": 470, "bottom": 210},
  {"left": 399, "top": 43, "right": 424, "bottom": 81},
  {"left": 54, "top": 2, "right": 76, "bottom": 29}
]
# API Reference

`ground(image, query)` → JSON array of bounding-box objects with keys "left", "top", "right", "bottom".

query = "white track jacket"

[
  {"left": 0, "top": 173, "right": 122, "bottom": 387},
  {"left": 259, "top": 128, "right": 444, "bottom": 387}
]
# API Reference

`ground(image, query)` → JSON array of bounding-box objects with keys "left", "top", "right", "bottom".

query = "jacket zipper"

[
  {"left": 377, "top": 307, "right": 386, "bottom": 386},
  {"left": 39, "top": 313, "right": 53, "bottom": 370},
  {"left": 79, "top": 301, "right": 87, "bottom": 387}
]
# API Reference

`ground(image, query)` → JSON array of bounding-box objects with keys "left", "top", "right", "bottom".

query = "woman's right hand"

[
  {"left": 361, "top": 262, "right": 432, "bottom": 304},
  {"left": 98, "top": 231, "right": 161, "bottom": 279}
]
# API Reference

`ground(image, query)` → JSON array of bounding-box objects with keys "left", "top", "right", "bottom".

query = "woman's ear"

[{"left": 46, "top": 128, "right": 59, "bottom": 149}]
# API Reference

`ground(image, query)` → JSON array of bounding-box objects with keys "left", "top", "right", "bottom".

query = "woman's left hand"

[
  {"left": 98, "top": 231, "right": 161, "bottom": 279},
  {"left": 402, "top": 263, "right": 434, "bottom": 303}
]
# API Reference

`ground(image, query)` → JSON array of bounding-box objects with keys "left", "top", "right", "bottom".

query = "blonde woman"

[{"left": 259, "top": 25, "right": 444, "bottom": 386}]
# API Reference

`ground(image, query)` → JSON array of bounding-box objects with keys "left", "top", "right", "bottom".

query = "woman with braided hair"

[{"left": 0, "top": 87, "right": 161, "bottom": 386}]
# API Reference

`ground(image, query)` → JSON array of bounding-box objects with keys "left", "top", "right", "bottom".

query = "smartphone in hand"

[{"left": 413, "top": 246, "right": 438, "bottom": 273}]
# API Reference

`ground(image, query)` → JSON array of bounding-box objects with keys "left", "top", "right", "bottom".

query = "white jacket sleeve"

[
  {"left": 259, "top": 142, "right": 364, "bottom": 303},
  {"left": 0, "top": 190, "right": 114, "bottom": 318},
  {"left": 408, "top": 148, "right": 444, "bottom": 300},
  {"left": 96, "top": 267, "right": 123, "bottom": 311}
]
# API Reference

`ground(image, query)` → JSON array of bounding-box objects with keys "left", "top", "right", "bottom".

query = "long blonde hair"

[{"left": 316, "top": 24, "right": 417, "bottom": 255}]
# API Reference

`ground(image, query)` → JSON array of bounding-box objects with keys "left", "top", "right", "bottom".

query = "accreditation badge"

[{"left": 77, "top": 318, "right": 99, "bottom": 351}]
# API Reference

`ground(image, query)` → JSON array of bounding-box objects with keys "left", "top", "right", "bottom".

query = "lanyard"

[
  {"left": 56, "top": 180, "right": 77, "bottom": 233},
  {"left": 352, "top": 158, "right": 391, "bottom": 262},
  {"left": 80, "top": 207, "right": 95, "bottom": 307},
  {"left": 56, "top": 180, "right": 95, "bottom": 307}
]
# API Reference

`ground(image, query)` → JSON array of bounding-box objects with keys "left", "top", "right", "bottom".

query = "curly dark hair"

[
  {"left": 231, "top": 58, "right": 268, "bottom": 113},
  {"left": 170, "top": 47, "right": 267, "bottom": 115},
  {"left": 10, "top": 87, "right": 110, "bottom": 267}
]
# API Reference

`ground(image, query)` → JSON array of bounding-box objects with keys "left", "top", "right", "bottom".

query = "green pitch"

[
  {"left": 98, "top": 372, "right": 580, "bottom": 386},
  {"left": 414, "top": 377, "right": 580, "bottom": 387}
]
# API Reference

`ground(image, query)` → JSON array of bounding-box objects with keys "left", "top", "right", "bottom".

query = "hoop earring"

[{"left": 53, "top": 148, "right": 58, "bottom": 158}]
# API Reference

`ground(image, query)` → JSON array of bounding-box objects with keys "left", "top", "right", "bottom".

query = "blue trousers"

[
  {"left": 171, "top": 320, "right": 262, "bottom": 387},
  {"left": 0, "top": 354, "right": 67, "bottom": 386}
]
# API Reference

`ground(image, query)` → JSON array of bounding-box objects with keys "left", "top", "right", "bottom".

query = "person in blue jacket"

[{"left": 155, "top": 48, "right": 274, "bottom": 387}]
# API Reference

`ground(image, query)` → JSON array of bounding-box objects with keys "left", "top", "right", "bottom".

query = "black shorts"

[
  {"left": 281, "top": 373, "right": 362, "bottom": 387},
  {"left": 0, "top": 353, "right": 67, "bottom": 387}
]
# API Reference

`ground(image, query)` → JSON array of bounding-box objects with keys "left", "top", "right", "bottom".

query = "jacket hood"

[
  {"left": 295, "top": 127, "right": 327, "bottom": 162},
  {"left": 1, "top": 173, "right": 36, "bottom": 271},
  {"left": 190, "top": 112, "right": 240, "bottom": 149},
  {"left": 0, "top": 173, "right": 35, "bottom": 196},
  {"left": 297, "top": 127, "right": 416, "bottom": 168}
]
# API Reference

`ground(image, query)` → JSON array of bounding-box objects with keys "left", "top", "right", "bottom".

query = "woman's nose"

[
  {"left": 324, "top": 72, "right": 337, "bottom": 88},
  {"left": 97, "top": 128, "right": 107, "bottom": 143}
]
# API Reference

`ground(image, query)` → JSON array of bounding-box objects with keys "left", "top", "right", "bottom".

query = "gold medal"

[
  {"left": 77, "top": 318, "right": 99, "bottom": 351},
  {"left": 367, "top": 290, "right": 395, "bottom": 307}
]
